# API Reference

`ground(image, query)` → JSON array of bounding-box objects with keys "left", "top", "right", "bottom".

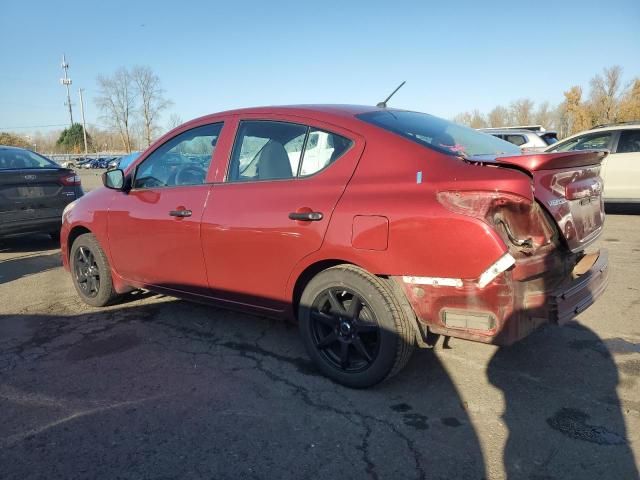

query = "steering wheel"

[{"left": 174, "top": 164, "right": 206, "bottom": 185}]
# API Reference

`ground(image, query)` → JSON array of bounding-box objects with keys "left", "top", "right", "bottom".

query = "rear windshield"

[
  {"left": 357, "top": 110, "right": 521, "bottom": 157},
  {"left": 0, "top": 148, "right": 58, "bottom": 169},
  {"left": 541, "top": 133, "right": 558, "bottom": 145}
]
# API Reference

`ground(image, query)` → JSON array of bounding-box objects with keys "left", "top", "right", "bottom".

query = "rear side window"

[
  {"left": 227, "top": 121, "right": 353, "bottom": 182},
  {"left": 300, "top": 128, "right": 352, "bottom": 176},
  {"left": 616, "top": 130, "right": 640, "bottom": 153},
  {"left": 504, "top": 134, "right": 527, "bottom": 146},
  {"left": 357, "top": 110, "right": 520, "bottom": 157},
  {"left": 0, "top": 149, "right": 57, "bottom": 169},
  {"left": 550, "top": 132, "right": 613, "bottom": 152}
]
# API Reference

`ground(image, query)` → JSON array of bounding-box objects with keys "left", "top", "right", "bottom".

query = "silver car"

[{"left": 480, "top": 126, "right": 558, "bottom": 152}]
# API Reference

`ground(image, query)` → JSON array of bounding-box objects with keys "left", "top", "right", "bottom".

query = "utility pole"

[
  {"left": 78, "top": 88, "right": 89, "bottom": 155},
  {"left": 60, "top": 54, "right": 74, "bottom": 126}
]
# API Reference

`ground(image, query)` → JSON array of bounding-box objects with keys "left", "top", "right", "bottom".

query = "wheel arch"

[
  {"left": 291, "top": 259, "right": 356, "bottom": 320},
  {"left": 290, "top": 259, "right": 429, "bottom": 348},
  {"left": 67, "top": 225, "right": 92, "bottom": 258}
]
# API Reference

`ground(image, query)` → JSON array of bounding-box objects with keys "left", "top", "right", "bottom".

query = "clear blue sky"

[{"left": 1, "top": 0, "right": 639, "bottom": 134}]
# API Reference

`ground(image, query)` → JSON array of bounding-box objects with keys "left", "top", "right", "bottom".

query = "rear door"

[
  {"left": 201, "top": 115, "right": 364, "bottom": 311},
  {"left": 108, "top": 122, "right": 223, "bottom": 293},
  {"left": 603, "top": 129, "right": 640, "bottom": 201}
]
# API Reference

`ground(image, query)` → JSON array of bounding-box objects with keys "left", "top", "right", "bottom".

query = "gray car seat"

[{"left": 257, "top": 141, "right": 292, "bottom": 180}]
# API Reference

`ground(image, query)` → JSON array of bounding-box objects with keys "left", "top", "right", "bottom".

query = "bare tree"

[
  {"left": 534, "top": 101, "right": 557, "bottom": 129},
  {"left": 487, "top": 106, "right": 509, "bottom": 127},
  {"left": 469, "top": 109, "right": 488, "bottom": 128},
  {"left": 453, "top": 111, "right": 472, "bottom": 126},
  {"left": 95, "top": 68, "right": 136, "bottom": 153},
  {"left": 589, "top": 65, "right": 623, "bottom": 125},
  {"left": 452, "top": 109, "right": 487, "bottom": 128},
  {"left": 132, "top": 66, "right": 172, "bottom": 147},
  {"left": 509, "top": 98, "right": 535, "bottom": 125},
  {"left": 167, "top": 113, "right": 183, "bottom": 130}
]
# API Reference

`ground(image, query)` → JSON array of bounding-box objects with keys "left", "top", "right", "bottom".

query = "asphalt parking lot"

[{"left": 0, "top": 172, "right": 638, "bottom": 479}]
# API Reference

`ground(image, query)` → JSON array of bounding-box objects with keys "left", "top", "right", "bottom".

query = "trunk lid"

[
  {"left": 0, "top": 168, "right": 77, "bottom": 221},
  {"left": 470, "top": 150, "right": 607, "bottom": 252}
]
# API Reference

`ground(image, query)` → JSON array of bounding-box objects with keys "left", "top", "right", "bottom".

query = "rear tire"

[
  {"left": 70, "top": 233, "right": 119, "bottom": 307},
  {"left": 299, "top": 265, "right": 415, "bottom": 388}
]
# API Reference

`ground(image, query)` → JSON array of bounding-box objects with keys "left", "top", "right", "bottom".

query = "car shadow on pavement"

[
  {"left": 0, "top": 251, "right": 61, "bottom": 285},
  {"left": 0, "top": 234, "right": 60, "bottom": 254},
  {"left": 0, "top": 290, "right": 636, "bottom": 479},
  {"left": 0, "top": 300, "right": 487, "bottom": 480},
  {"left": 487, "top": 322, "right": 638, "bottom": 479}
]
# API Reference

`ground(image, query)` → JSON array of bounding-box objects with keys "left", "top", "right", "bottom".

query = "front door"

[
  {"left": 201, "top": 117, "right": 364, "bottom": 311},
  {"left": 108, "top": 122, "right": 223, "bottom": 293}
]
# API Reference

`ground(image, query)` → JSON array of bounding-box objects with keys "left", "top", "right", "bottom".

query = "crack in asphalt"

[
  {"left": 2, "top": 305, "right": 431, "bottom": 480},
  {"left": 151, "top": 319, "right": 428, "bottom": 480}
]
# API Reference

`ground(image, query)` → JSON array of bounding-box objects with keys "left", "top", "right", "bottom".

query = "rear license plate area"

[{"left": 17, "top": 186, "right": 45, "bottom": 198}]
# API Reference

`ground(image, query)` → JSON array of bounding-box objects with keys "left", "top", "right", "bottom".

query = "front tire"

[
  {"left": 299, "top": 265, "right": 415, "bottom": 388},
  {"left": 70, "top": 233, "right": 119, "bottom": 307}
]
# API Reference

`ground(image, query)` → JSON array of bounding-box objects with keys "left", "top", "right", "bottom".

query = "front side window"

[
  {"left": 616, "top": 130, "right": 640, "bottom": 153},
  {"left": 357, "top": 110, "right": 521, "bottom": 157},
  {"left": 549, "top": 132, "right": 613, "bottom": 152},
  {"left": 134, "top": 123, "right": 223, "bottom": 189},
  {"left": 227, "top": 121, "right": 353, "bottom": 182}
]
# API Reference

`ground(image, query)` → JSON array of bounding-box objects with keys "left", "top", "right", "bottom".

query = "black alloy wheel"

[
  {"left": 74, "top": 245, "right": 100, "bottom": 298},
  {"left": 299, "top": 265, "right": 415, "bottom": 388},
  {"left": 309, "top": 287, "right": 381, "bottom": 373},
  {"left": 70, "top": 233, "right": 119, "bottom": 307}
]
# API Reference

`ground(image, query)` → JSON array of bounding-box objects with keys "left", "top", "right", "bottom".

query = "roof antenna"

[{"left": 377, "top": 81, "right": 406, "bottom": 108}]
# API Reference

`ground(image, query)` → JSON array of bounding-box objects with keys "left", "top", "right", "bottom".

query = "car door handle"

[
  {"left": 169, "top": 209, "right": 192, "bottom": 217},
  {"left": 288, "top": 211, "right": 323, "bottom": 221}
]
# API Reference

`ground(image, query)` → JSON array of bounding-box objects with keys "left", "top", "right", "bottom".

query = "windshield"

[
  {"left": 0, "top": 148, "right": 58, "bottom": 169},
  {"left": 357, "top": 110, "right": 521, "bottom": 157}
]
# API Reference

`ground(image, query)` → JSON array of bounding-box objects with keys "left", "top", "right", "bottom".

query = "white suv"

[{"left": 544, "top": 123, "right": 640, "bottom": 203}]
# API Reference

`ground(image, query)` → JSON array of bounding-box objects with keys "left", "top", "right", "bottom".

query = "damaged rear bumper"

[
  {"left": 551, "top": 249, "right": 609, "bottom": 324},
  {"left": 395, "top": 248, "right": 610, "bottom": 346}
]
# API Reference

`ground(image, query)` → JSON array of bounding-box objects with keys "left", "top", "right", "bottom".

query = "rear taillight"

[
  {"left": 550, "top": 168, "right": 602, "bottom": 200},
  {"left": 437, "top": 190, "right": 553, "bottom": 250},
  {"left": 60, "top": 173, "right": 81, "bottom": 186},
  {"left": 437, "top": 190, "right": 531, "bottom": 219}
]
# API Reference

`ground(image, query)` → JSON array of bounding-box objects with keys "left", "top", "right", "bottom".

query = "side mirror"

[{"left": 103, "top": 169, "right": 126, "bottom": 190}]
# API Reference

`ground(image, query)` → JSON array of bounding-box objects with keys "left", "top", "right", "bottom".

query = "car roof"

[
  {"left": 481, "top": 129, "right": 537, "bottom": 135},
  {"left": 0, "top": 145, "right": 28, "bottom": 151},
  {"left": 185, "top": 104, "right": 386, "bottom": 127},
  {"left": 547, "top": 123, "right": 640, "bottom": 148},
  {"left": 587, "top": 123, "right": 640, "bottom": 132},
  {"left": 543, "top": 123, "right": 640, "bottom": 151}
]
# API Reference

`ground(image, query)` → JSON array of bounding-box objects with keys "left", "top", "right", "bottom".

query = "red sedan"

[{"left": 61, "top": 105, "right": 609, "bottom": 387}]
